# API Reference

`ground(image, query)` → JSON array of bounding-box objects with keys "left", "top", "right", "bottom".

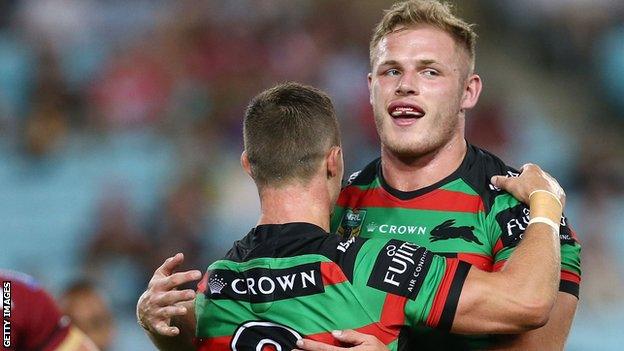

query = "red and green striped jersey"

[
  {"left": 331, "top": 144, "right": 582, "bottom": 350},
  {"left": 195, "top": 222, "right": 471, "bottom": 351}
]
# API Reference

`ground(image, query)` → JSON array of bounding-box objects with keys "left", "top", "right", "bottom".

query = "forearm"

[
  {"left": 489, "top": 292, "right": 578, "bottom": 351},
  {"left": 499, "top": 222, "right": 560, "bottom": 314},
  {"left": 145, "top": 315, "right": 195, "bottom": 351},
  {"left": 454, "top": 192, "right": 563, "bottom": 334},
  {"left": 144, "top": 305, "right": 196, "bottom": 351},
  {"left": 147, "top": 331, "right": 195, "bottom": 351}
]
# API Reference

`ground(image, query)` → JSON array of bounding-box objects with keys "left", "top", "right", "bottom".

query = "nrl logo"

[
  {"left": 337, "top": 208, "right": 367, "bottom": 238},
  {"left": 208, "top": 275, "right": 227, "bottom": 295}
]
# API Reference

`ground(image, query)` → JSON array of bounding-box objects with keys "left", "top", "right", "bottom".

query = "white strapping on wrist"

[
  {"left": 528, "top": 216, "right": 560, "bottom": 233},
  {"left": 529, "top": 190, "right": 563, "bottom": 210}
]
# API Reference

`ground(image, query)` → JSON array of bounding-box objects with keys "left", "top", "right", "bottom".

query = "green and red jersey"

[
  {"left": 195, "top": 222, "right": 471, "bottom": 351},
  {"left": 331, "top": 144, "right": 582, "bottom": 349}
]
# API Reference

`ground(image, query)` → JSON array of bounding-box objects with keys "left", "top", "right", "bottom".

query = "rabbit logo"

[{"left": 429, "top": 219, "right": 483, "bottom": 245}]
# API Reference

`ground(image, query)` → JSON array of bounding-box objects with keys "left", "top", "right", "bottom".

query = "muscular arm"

[
  {"left": 452, "top": 165, "right": 564, "bottom": 334},
  {"left": 452, "top": 221, "right": 560, "bottom": 334},
  {"left": 489, "top": 292, "right": 578, "bottom": 351}
]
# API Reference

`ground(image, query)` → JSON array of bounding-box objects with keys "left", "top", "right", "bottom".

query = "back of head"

[
  {"left": 370, "top": 0, "right": 477, "bottom": 73},
  {"left": 244, "top": 82, "right": 340, "bottom": 188}
]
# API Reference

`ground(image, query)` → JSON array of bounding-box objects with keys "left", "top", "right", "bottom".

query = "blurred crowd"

[{"left": 0, "top": 0, "right": 623, "bottom": 349}]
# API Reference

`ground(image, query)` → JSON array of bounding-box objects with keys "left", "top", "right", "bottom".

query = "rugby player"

[
  {"left": 307, "top": 1, "right": 580, "bottom": 350},
  {"left": 0, "top": 269, "right": 99, "bottom": 351},
  {"left": 137, "top": 83, "right": 566, "bottom": 351}
]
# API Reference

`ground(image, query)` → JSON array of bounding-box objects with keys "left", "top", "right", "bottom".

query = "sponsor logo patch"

[
  {"left": 206, "top": 263, "right": 324, "bottom": 303},
  {"left": 495, "top": 204, "right": 530, "bottom": 247},
  {"left": 337, "top": 208, "right": 367, "bottom": 238},
  {"left": 367, "top": 240, "right": 433, "bottom": 299},
  {"left": 495, "top": 204, "right": 576, "bottom": 247}
]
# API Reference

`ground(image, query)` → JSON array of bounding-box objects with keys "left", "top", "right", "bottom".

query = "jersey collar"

[{"left": 377, "top": 143, "right": 477, "bottom": 200}]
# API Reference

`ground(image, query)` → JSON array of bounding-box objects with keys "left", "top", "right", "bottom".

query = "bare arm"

[
  {"left": 452, "top": 164, "right": 564, "bottom": 334},
  {"left": 488, "top": 292, "right": 578, "bottom": 351},
  {"left": 136, "top": 253, "right": 200, "bottom": 351}
]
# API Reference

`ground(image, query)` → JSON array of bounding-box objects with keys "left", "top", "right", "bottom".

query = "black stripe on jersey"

[
  {"left": 438, "top": 261, "right": 471, "bottom": 331},
  {"left": 345, "top": 158, "right": 378, "bottom": 187},
  {"left": 559, "top": 280, "right": 580, "bottom": 299},
  {"left": 336, "top": 236, "right": 367, "bottom": 282},
  {"left": 224, "top": 223, "right": 338, "bottom": 262},
  {"left": 221, "top": 222, "right": 367, "bottom": 283},
  {"left": 378, "top": 148, "right": 476, "bottom": 200}
]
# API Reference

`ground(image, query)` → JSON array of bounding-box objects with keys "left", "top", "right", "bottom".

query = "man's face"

[{"left": 368, "top": 25, "right": 470, "bottom": 158}]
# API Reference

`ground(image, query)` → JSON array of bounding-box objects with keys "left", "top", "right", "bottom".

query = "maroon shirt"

[{"left": 1, "top": 270, "right": 70, "bottom": 351}]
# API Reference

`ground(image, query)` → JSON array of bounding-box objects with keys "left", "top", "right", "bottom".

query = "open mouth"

[{"left": 387, "top": 102, "right": 425, "bottom": 125}]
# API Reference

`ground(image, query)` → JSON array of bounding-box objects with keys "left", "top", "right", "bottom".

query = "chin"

[{"left": 384, "top": 137, "right": 440, "bottom": 158}]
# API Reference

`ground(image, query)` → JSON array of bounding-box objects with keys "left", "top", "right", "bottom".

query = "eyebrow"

[{"left": 377, "top": 59, "right": 440, "bottom": 67}]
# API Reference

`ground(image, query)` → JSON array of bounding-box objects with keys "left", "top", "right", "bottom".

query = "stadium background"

[{"left": 0, "top": 0, "right": 622, "bottom": 349}]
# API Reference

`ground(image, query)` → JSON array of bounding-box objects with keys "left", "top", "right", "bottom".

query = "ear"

[
  {"left": 240, "top": 151, "right": 253, "bottom": 178},
  {"left": 460, "top": 73, "right": 482, "bottom": 111},
  {"left": 442, "top": 219, "right": 455, "bottom": 227},
  {"left": 326, "top": 146, "right": 343, "bottom": 180}
]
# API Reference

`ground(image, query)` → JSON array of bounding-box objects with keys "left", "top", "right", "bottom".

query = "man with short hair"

[
  {"left": 314, "top": 1, "right": 580, "bottom": 350},
  {"left": 137, "top": 82, "right": 568, "bottom": 351}
]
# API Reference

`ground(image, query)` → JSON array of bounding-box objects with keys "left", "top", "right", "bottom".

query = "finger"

[
  {"left": 155, "top": 289, "right": 197, "bottom": 306},
  {"left": 295, "top": 338, "right": 345, "bottom": 351},
  {"left": 153, "top": 321, "right": 180, "bottom": 337},
  {"left": 155, "top": 253, "right": 185, "bottom": 277},
  {"left": 490, "top": 175, "right": 509, "bottom": 188},
  {"left": 331, "top": 330, "right": 372, "bottom": 345},
  {"left": 156, "top": 305, "right": 188, "bottom": 318},
  {"left": 157, "top": 270, "right": 202, "bottom": 291},
  {"left": 520, "top": 163, "right": 536, "bottom": 172}
]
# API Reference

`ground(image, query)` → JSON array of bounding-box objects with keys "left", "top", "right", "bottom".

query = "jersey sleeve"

[
  {"left": 352, "top": 239, "right": 471, "bottom": 332},
  {"left": 487, "top": 194, "right": 582, "bottom": 298},
  {"left": 8, "top": 276, "right": 71, "bottom": 350}
]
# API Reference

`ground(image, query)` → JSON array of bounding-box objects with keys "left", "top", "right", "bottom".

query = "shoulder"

[
  {"left": 0, "top": 269, "right": 42, "bottom": 292},
  {"left": 461, "top": 145, "right": 521, "bottom": 214},
  {"left": 344, "top": 158, "right": 380, "bottom": 188}
]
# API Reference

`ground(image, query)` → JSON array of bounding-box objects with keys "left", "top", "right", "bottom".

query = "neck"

[
  {"left": 257, "top": 180, "right": 332, "bottom": 232},
  {"left": 381, "top": 135, "right": 467, "bottom": 192}
]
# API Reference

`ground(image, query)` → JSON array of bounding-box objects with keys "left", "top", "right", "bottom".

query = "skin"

[
  {"left": 138, "top": 149, "right": 566, "bottom": 350},
  {"left": 368, "top": 25, "right": 481, "bottom": 191},
  {"left": 302, "top": 24, "right": 577, "bottom": 351},
  {"left": 136, "top": 253, "right": 199, "bottom": 351},
  {"left": 137, "top": 25, "right": 577, "bottom": 349},
  {"left": 61, "top": 290, "right": 115, "bottom": 350}
]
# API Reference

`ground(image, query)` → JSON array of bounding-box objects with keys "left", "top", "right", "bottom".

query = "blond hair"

[{"left": 370, "top": 0, "right": 477, "bottom": 73}]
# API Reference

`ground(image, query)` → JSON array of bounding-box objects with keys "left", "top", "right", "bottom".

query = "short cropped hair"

[
  {"left": 370, "top": 0, "right": 477, "bottom": 72},
  {"left": 243, "top": 82, "right": 340, "bottom": 188}
]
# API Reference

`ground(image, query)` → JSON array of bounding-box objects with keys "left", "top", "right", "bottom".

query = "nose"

[{"left": 395, "top": 72, "right": 419, "bottom": 96}]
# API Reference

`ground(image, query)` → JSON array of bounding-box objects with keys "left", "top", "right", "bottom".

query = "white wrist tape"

[
  {"left": 529, "top": 190, "right": 563, "bottom": 210},
  {"left": 528, "top": 216, "right": 560, "bottom": 233}
]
